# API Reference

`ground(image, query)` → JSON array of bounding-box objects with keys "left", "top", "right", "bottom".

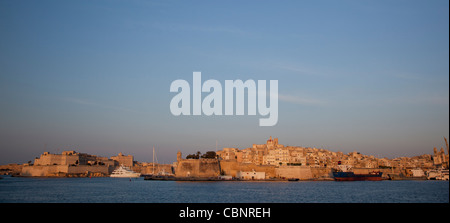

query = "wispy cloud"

[
  {"left": 391, "top": 71, "right": 426, "bottom": 81},
  {"left": 62, "top": 97, "right": 141, "bottom": 114},
  {"left": 277, "top": 65, "right": 319, "bottom": 76},
  {"left": 150, "top": 22, "right": 251, "bottom": 37},
  {"left": 278, "top": 93, "right": 325, "bottom": 106},
  {"left": 276, "top": 63, "right": 337, "bottom": 78},
  {"left": 384, "top": 94, "right": 449, "bottom": 106}
]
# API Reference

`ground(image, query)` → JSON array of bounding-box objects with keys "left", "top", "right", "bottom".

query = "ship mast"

[{"left": 153, "top": 146, "right": 155, "bottom": 175}]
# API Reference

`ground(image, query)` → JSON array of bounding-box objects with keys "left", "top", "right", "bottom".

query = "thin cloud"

[
  {"left": 62, "top": 97, "right": 141, "bottom": 114},
  {"left": 276, "top": 64, "right": 336, "bottom": 78},
  {"left": 150, "top": 22, "right": 251, "bottom": 36},
  {"left": 385, "top": 94, "right": 449, "bottom": 106},
  {"left": 278, "top": 93, "right": 325, "bottom": 106},
  {"left": 277, "top": 65, "right": 319, "bottom": 76},
  {"left": 391, "top": 71, "right": 426, "bottom": 81}
]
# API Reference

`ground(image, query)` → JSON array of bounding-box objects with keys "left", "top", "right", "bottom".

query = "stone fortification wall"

[
  {"left": 111, "top": 153, "right": 134, "bottom": 167},
  {"left": 20, "top": 165, "right": 112, "bottom": 177},
  {"left": 34, "top": 152, "right": 82, "bottom": 166},
  {"left": 0, "top": 164, "right": 24, "bottom": 175},
  {"left": 175, "top": 159, "right": 220, "bottom": 177},
  {"left": 67, "top": 165, "right": 112, "bottom": 175},
  {"left": 310, "top": 167, "right": 332, "bottom": 178},
  {"left": 219, "top": 160, "right": 276, "bottom": 179},
  {"left": 133, "top": 163, "right": 174, "bottom": 175},
  {"left": 21, "top": 165, "right": 69, "bottom": 177},
  {"left": 34, "top": 153, "right": 86, "bottom": 166},
  {"left": 275, "top": 166, "right": 313, "bottom": 179},
  {"left": 222, "top": 162, "right": 333, "bottom": 180},
  {"left": 33, "top": 151, "right": 118, "bottom": 167}
]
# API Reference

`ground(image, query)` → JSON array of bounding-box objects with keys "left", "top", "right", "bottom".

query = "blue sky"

[{"left": 1, "top": 0, "right": 448, "bottom": 164}]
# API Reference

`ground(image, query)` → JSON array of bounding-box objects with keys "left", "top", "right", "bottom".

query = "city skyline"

[{"left": 1, "top": 0, "right": 449, "bottom": 164}]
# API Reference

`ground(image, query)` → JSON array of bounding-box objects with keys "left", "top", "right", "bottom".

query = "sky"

[{"left": 0, "top": 0, "right": 448, "bottom": 164}]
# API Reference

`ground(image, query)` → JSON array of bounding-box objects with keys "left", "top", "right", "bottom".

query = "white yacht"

[{"left": 110, "top": 165, "right": 141, "bottom": 178}]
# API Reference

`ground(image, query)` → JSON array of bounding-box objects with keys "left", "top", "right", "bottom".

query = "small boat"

[
  {"left": 110, "top": 165, "right": 141, "bottom": 178},
  {"left": 387, "top": 173, "right": 426, "bottom": 180},
  {"left": 144, "top": 175, "right": 175, "bottom": 181},
  {"left": 288, "top": 178, "right": 299, "bottom": 181},
  {"left": 144, "top": 146, "right": 174, "bottom": 180}
]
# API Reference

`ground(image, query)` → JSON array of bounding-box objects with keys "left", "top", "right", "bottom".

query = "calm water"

[{"left": 0, "top": 176, "right": 448, "bottom": 203}]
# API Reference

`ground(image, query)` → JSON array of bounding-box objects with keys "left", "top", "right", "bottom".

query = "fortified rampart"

[
  {"left": 21, "top": 165, "right": 68, "bottom": 177},
  {"left": 111, "top": 153, "right": 134, "bottom": 167},
  {"left": 34, "top": 151, "right": 81, "bottom": 166},
  {"left": 219, "top": 160, "right": 276, "bottom": 179},
  {"left": 21, "top": 165, "right": 114, "bottom": 177},
  {"left": 0, "top": 164, "right": 23, "bottom": 175},
  {"left": 33, "top": 151, "right": 115, "bottom": 166},
  {"left": 175, "top": 159, "right": 220, "bottom": 177},
  {"left": 20, "top": 151, "right": 122, "bottom": 177},
  {"left": 310, "top": 167, "right": 332, "bottom": 178},
  {"left": 275, "top": 166, "right": 313, "bottom": 179},
  {"left": 275, "top": 166, "right": 332, "bottom": 179},
  {"left": 133, "top": 163, "right": 174, "bottom": 175}
]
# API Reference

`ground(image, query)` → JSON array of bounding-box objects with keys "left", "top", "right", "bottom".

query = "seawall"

[{"left": 20, "top": 165, "right": 114, "bottom": 177}]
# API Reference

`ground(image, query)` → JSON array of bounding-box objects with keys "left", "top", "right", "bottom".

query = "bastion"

[{"left": 174, "top": 151, "right": 221, "bottom": 177}]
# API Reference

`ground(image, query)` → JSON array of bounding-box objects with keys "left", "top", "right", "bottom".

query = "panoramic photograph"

[{"left": 0, "top": 0, "right": 448, "bottom": 220}]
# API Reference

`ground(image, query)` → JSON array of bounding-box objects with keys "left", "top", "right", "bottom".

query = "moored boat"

[
  {"left": 332, "top": 171, "right": 383, "bottom": 181},
  {"left": 332, "top": 164, "right": 383, "bottom": 181},
  {"left": 110, "top": 165, "right": 141, "bottom": 178},
  {"left": 387, "top": 173, "right": 427, "bottom": 180}
]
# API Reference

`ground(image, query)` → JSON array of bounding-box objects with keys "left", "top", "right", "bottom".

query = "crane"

[{"left": 445, "top": 137, "right": 449, "bottom": 155}]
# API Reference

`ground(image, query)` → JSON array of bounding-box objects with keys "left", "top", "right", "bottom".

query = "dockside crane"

[{"left": 445, "top": 137, "right": 449, "bottom": 155}]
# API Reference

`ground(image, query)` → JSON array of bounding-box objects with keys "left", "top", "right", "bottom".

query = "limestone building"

[
  {"left": 111, "top": 152, "right": 134, "bottom": 167},
  {"left": 218, "top": 137, "right": 307, "bottom": 167},
  {"left": 33, "top": 151, "right": 115, "bottom": 166},
  {"left": 21, "top": 151, "right": 118, "bottom": 177},
  {"left": 433, "top": 147, "right": 449, "bottom": 169},
  {"left": 236, "top": 170, "right": 265, "bottom": 180}
]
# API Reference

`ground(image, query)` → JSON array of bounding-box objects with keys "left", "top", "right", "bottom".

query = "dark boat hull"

[
  {"left": 387, "top": 173, "right": 427, "bottom": 181},
  {"left": 332, "top": 172, "right": 383, "bottom": 181}
]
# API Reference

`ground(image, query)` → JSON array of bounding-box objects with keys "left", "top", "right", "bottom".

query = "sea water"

[{"left": 0, "top": 176, "right": 448, "bottom": 203}]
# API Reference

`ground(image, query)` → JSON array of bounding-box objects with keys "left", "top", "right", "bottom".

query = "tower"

[{"left": 177, "top": 151, "right": 182, "bottom": 162}]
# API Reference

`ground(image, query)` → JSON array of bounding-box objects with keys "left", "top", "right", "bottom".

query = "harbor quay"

[{"left": 1, "top": 137, "right": 448, "bottom": 181}]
